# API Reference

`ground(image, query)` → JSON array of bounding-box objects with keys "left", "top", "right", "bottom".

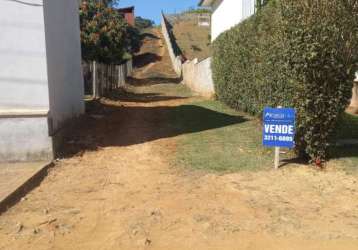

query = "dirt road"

[{"left": 0, "top": 29, "right": 357, "bottom": 250}]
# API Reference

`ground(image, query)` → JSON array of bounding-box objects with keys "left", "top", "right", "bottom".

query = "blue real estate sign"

[{"left": 263, "top": 107, "right": 296, "bottom": 148}]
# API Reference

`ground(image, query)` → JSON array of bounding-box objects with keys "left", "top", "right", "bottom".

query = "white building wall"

[
  {"left": 211, "top": 0, "right": 255, "bottom": 41},
  {"left": 43, "top": 0, "right": 85, "bottom": 133},
  {"left": 0, "top": 0, "right": 84, "bottom": 162},
  {"left": 0, "top": 0, "right": 52, "bottom": 162},
  {"left": 0, "top": 0, "right": 49, "bottom": 111},
  {"left": 0, "top": 117, "right": 53, "bottom": 162}
]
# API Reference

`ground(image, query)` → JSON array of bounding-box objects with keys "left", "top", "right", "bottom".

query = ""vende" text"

[{"left": 264, "top": 124, "right": 294, "bottom": 135}]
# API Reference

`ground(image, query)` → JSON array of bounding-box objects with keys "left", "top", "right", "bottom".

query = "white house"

[
  {"left": 199, "top": 0, "right": 256, "bottom": 41},
  {"left": 0, "top": 0, "right": 84, "bottom": 162}
]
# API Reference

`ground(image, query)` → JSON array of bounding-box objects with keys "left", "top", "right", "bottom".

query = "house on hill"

[
  {"left": 0, "top": 0, "right": 84, "bottom": 162},
  {"left": 117, "top": 6, "right": 135, "bottom": 26},
  {"left": 199, "top": 0, "right": 256, "bottom": 41}
]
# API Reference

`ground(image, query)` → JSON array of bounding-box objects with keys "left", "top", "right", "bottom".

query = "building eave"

[{"left": 116, "top": 6, "right": 135, "bottom": 13}]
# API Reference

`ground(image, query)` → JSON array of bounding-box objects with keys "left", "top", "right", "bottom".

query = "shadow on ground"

[
  {"left": 140, "top": 32, "right": 160, "bottom": 40},
  {"left": 126, "top": 76, "right": 182, "bottom": 86},
  {"left": 278, "top": 158, "right": 308, "bottom": 169},
  {"left": 329, "top": 145, "right": 358, "bottom": 160},
  {"left": 59, "top": 95, "right": 247, "bottom": 158},
  {"left": 134, "top": 53, "right": 162, "bottom": 68},
  {"left": 105, "top": 90, "right": 188, "bottom": 103}
]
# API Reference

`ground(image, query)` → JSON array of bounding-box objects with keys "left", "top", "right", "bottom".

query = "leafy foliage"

[
  {"left": 212, "top": 0, "right": 358, "bottom": 162},
  {"left": 256, "top": 0, "right": 270, "bottom": 10},
  {"left": 104, "top": 0, "right": 119, "bottom": 7},
  {"left": 80, "top": 1, "right": 141, "bottom": 64},
  {"left": 125, "top": 25, "right": 142, "bottom": 55},
  {"left": 212, "top": 1, "right": 292, "bottom": 114},
  {"left": 135, "top": 16, "right": 154, "bottom": 30},
  {"left": 282, "top": 0, "right": 358, "bottom": 161}
]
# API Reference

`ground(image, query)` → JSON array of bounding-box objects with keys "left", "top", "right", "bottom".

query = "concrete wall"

[
  {"left": 0, "top": 116, "right": 52, "bottom": 162},
  {"left": 0, "top": 0, "right": 84, "bottom": 162},
  {"left": 182, "top": 58, "right": 215, "bottom": 97},
  {"left": 0, "top": 0, "right": 49, "bottom": 111},
  {"left": 0, "top": 0, "right": 52, "bottom": 162},
  {"left": 351, "top": 82, "right": 358, "bottom": 108},
  {"left": 43, "top": 0, "right": 85, "bottom": 134},
  {"left": 211, "top": 0, "right": 255, "bottom": 41},
  {"left": 161, "top": 13, "right": 182, "bottom": 76},
  {"left": 161, "top": 13, "right": 214, "bottom": 97}
]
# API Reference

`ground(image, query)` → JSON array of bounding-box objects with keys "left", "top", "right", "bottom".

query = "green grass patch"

[
  {"left": 170, "top": 100, "right": 275, "bottom": 172},
  {"left": 125, "top": 83, "right": 194, "bottom": 98},
  {"left": 140, "top": 83, "right": 194, "bottom": 98},
  {"left": 329, "top": 113, "right": 358, "bottom": 172},
  {"left": 335, "top": 112, "right": 358, "bottom": 140},
  {"left": 329, "top": 147, "right": 358, "bottom": 174},
  {"left": 171, "top": 100, "right": 358, "bottom": 173}
]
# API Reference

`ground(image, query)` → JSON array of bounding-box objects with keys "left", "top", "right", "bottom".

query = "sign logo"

[{"left": 263, "top": 107, "right": 296, "bottom": 148}]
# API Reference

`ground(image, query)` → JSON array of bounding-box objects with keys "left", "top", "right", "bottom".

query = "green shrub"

[
  {"left": 212, "top": 0, "right": 358, "bottom": 162},
  {"left": 282, "top": 0, "right": 358, "bottom": 161},
  {"left": 212, "top": 1, "right": 292, "bottom": 114}
]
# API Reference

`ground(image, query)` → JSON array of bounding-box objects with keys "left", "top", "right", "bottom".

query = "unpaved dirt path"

[{"left": 0, "top": 29, "right": 358, "bottom": 250}]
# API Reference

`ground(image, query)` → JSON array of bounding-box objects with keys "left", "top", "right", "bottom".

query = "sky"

[{"left": 116, "top": 0, "right": 200, "bottom": 24}]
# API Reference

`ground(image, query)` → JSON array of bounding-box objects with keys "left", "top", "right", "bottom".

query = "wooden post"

[
  {"left": 121, "top": 64, "right": 125, "bottom": 87},
  {"left": 274, "top": 147, "right": 280, "bottom": 169},
  {"left": 118, "top": 65, "right": 123, "bottom": 87},
  {"left": 109, "top": 65, "right": 111, "bottom": 91},
  {"left": 100, "top": 64, "right": 104, "bottom": 96},
  {"left": 92, "top": 61, "right": 97, "bottom": 99},
  {"left": 98, "top": 62, "right": 101, "bottom": 98},
  {"left": 105, "top": 65, "right": 108, "bottom": 93}
]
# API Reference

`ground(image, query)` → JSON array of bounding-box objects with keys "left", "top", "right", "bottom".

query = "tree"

[
  {"left": 80, "top": 1, "right": 141, "bottom": 64},
  {"left": 135, "top": 16, "right": 154, "bottom": 30},
  {"left": 103, "top": 0, "right": 119, "bottom": 7},
  {"left": 125, "top": 26, "right": 142, "bottom": 54}
]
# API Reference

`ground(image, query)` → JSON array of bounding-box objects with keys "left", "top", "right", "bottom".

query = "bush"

[
  {"left": 212, "top": 1, "right": 293, "bottom": 114},
  {"left": 282, "top": 0, "right": 358, "bottom": 161},
  {"left": 212, "top": 0, "right": 358, "bottom": 162}
]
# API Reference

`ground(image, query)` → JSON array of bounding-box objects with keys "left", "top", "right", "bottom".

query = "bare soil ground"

[{"left": 0, "top": 29, "right": 357, "bottom": 250}]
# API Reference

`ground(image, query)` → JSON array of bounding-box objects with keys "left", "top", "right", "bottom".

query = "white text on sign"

[{"left": 264, "top": 124, "right": 294, "bottom": 135}]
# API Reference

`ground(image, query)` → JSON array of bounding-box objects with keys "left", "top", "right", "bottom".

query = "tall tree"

[{"left": 80, "top": 0, "right": 141, "bottom": 63}]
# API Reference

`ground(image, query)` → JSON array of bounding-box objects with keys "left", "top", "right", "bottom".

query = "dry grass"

[{"left": 172, "top": 20, "right": 211, "bottom": 61}]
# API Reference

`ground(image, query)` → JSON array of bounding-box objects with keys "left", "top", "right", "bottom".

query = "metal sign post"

[{"left": 263, "top": 107, "right": 296, "bottom": 169}]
